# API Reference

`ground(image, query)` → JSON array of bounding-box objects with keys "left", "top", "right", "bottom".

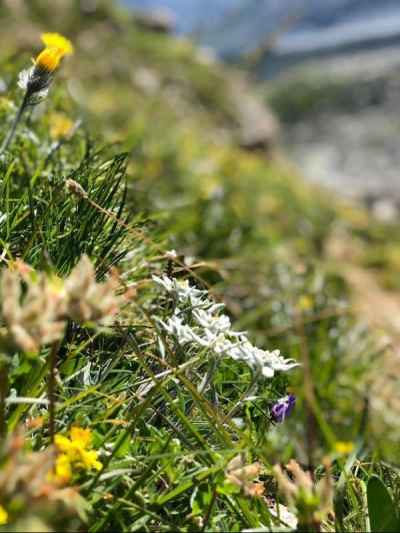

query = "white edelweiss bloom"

[
  {"left": 175, "top": 281, "right": 206, "bottom": 307},
  {"left": 212, "top": 335, "right": 234, "bottom": 355},
  {"left": 207, "top": 302, "right": 226, "bottom": 314},
  {"left": 226, "top": 338, "right": 257, "bottom": 365},
  {"left": 251, "top": 348, "right": 299, "bottom": 378},
  {"left": 192, "top": 308, "right": 233, "bottom": 335},
  {"left": 152, "top": 274, "right": 175, "bottom": 292},
  {"left": 153, "top": 275, "right": 299, "bottom": 380},
  {"left": 153, "top": 274, "right": 207, "bottom": 307},
  {"left": 157, "top": 314, "right": 204, "bottom": 346}
]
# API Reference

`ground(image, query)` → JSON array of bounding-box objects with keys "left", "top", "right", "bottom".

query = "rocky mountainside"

[{"left": 123, "top": 0, "right": 400, "bottom": 76}]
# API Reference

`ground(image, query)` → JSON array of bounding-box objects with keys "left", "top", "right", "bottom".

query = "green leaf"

[{"left": 367, "top": 475, "right": 399, "bottom": 532}]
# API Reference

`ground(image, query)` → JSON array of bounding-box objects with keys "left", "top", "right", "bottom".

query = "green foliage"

[
  {"left": 0, "top": 1, "right": 400, "bottom": 532},
  {"left": 367, "top": 475, "right": 400, "bottom": 533}
]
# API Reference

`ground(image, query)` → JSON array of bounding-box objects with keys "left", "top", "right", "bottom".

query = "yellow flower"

[
  {"left": 35, "top": 47, "right": 63, "bottom": 73},
  {"left": 54, "top": 453, "right": 72, "bottom": 484},
  {"left": 49, "top": 113, "right": 74, "bottom": 140},
  {"left": 34, "top": 33, "right": 73, "bottom": 74},
  {"left": 335, "top": 441, "right": 354, "bottom": 455},
  {"left": 54, "top": 426, "right": 102, "bottom": 479},
  {"left": 54, "top": 434, "right": 74, "bottom": 454},
  {"left": 298, "top": 295, "right": 313, "bottom": 312},
  {"left": 79, "top": 448, "right": 103, "bottom": 471},
  {"left": 0, "top": 505, "right": 8, "bottom": 525},
  {"left": 41, "top": 33, "right": 74, "bottom": 57},
  {"left": 70, "top": 426, "right": 92, "bottom": 448}
]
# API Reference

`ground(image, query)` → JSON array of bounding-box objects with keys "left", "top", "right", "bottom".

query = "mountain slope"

[{"left": 123, "top": 0, "right": 400, "bottom": 76}]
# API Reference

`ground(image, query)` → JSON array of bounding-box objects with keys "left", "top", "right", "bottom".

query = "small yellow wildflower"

[
  {"left": 1, "top": 33, "right": 74, "bottom": 155},
  {"left": 335, "top": 441, "right": 354, "bottom": 455},
  {"left": 70, "top": 426, "right": 92, "bottom": 448},
  {"left": 54, "top": 453, "right": 72, "bottom": 484},
  {"left": 54, "top": 426, "right": 102, "bottom": 481},
  {"left": 49, "top": 113, "right": 74, "bottom": 140},
  {"left": 0, "top": 505, "right": 8, "bottom": 526},
  {"left": 298, "top": 295, "right": 313, "bottom": 312},
  {"left": 41, "top": 33, "right": 74, "bottom": 56},
  {"left": 34, "top": 33, "right": 73, "bottom": 74},
  {"left": 35, "top": 47, "right": 63, "bottom": 73}
]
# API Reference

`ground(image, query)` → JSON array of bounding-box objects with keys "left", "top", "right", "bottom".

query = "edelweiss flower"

[
  {"left": 192, "top": 308, "right": 239, "bottom": 336},
  {"left": 154, "top": 275, "right": 300, "bottom": 381},
  {"left": 152, "top": 275, "right": 207, "bottom": 307},
  {"left": 248, "top": 347, "right": 299, "bottom": 378}
]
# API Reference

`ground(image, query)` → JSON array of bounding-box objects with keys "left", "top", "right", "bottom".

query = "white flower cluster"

[{"left": 153, "top": 275, "right": 299, "bottom": 379}]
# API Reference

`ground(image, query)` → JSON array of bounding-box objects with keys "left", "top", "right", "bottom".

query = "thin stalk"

[
  {"left": 0, "top": 360, "right": 9, "bottom": 438},
  {"left": 198, "top": 356, "right": 218, "bottom": 396},
  {"left": 224, "top": 374, "right": 259, "bottom": 421},
  {"left": 0, "top": 92, "right": 29, "bottom": 156},
  {"left": 48, "top": 340, "right": 61, "bottom": 443}
]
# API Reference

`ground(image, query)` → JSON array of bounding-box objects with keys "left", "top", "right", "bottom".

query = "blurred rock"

[
  {"left": 371, "top": 198, "right": 399, "bottom": 223},
  {"left": 134, "top": 8, "right": 176, "bottom": 34},
  {"left": 132, "top": 67, "right": 161, "bottom": 95},
  {"left": 230, "top": 78, "right": 279, "bottom": 152}
]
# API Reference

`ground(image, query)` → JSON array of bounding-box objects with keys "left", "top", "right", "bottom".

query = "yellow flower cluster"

[
  {"left": 35, "top": 32, "right": 74, "bottom": 74},
  {"left": 54, "top": 427, "right": 102, "bottom": 484},
  {"left": 0, "top": 505, "right": 8, "bottom": 525}
]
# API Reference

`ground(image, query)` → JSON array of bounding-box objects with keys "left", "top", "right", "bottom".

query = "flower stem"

[
  {"left": 198, "top": 356, "right": 218, "bottom": 399},
  {"left": 48, "top": 341, "right": 61, "bottom": 444},
  {"left": 0, "top": 92, "right": 29, "bottom": 156},
  {"left": 0, "top": 361, "right": 9, "bottom": 439}
]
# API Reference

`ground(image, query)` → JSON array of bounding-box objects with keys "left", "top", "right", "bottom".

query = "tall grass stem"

[
  {"left": 0, "top": 362, "right": 8, "bottom": 438},
  {"left": 48, "top": 341, "right": 61, "bottom": 443},
  {"left": 0, "top": 92, "right": 29, "bottom": 155}
]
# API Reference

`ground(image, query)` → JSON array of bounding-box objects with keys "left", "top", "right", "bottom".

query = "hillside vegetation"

[{"left": 0, "top": 1, "right": 400, "bottom": 532}]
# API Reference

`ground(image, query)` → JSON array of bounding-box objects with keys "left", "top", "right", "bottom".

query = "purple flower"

[{"left": 271, "top": 395, "right": 296, "bottom": 423}]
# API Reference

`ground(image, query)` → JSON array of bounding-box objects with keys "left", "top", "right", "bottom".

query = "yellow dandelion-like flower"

[
  {"left": 41, "top": 32, "right": 74, "bottom": 56},
  {"left": 0, "top": 505, "right": 8, "bottom": 526},
  {"left": 49, "top": 113, "right": 74, "bottom": 140},
  {"left": 1, "top": 33, "right": 74, "bottom": 156},
  {"left": 334, "top": 441, "right": 354, "bottom": 455},
  {"left": 35, "top": 47, "right": 63, "bottom": 73}
]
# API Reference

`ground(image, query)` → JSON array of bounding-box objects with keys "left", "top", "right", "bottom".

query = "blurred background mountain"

[
  {"left": 123, "top": 0, "right": 400, "bottom": 75},
  {"left": 124, "top": 0, "right": 400, "bottom": 212}
]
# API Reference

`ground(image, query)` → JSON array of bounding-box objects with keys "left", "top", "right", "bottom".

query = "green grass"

[{"left": 0, "top": 1, "right": 400, "bottom": 532}]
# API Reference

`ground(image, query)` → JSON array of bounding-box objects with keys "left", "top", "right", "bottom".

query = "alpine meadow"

[{"left": 0, "top": 1, "right": 400, "bottom": 532}]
